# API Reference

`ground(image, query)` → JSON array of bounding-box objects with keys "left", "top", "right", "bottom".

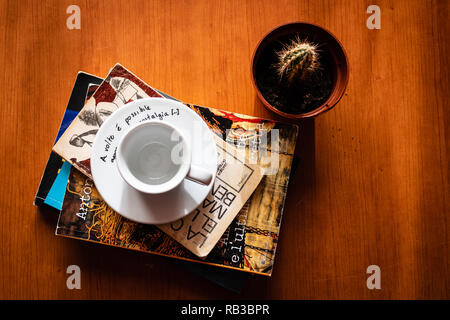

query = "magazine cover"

[{"left": 57, "top": 105, "right": 298, "bottom": 276}]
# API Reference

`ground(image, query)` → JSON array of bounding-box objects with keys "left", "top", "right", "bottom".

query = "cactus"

[{"left": 276, "top": 37, "right": 319, "bottom": 84}]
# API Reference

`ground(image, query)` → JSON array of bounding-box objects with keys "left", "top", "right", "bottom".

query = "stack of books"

[{"left": 35, "top": 64, "right": 298, "bottom": 292}]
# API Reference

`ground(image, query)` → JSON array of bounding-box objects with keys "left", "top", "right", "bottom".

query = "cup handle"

[{"left": 186, "top": 165, "right": 213, "bottom": 186}]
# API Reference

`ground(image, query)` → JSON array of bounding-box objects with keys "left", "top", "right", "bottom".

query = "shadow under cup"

[{"left": 117, "top": 121, "right": 190, "bottom": 194}]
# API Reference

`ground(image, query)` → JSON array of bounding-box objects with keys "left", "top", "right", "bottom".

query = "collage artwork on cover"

[{"left": 39, "top": 64, "right": 298, "bottom": 276}]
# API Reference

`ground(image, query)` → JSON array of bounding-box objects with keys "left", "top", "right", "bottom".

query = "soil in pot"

[{"left": 255, "top": 34, "right": 334, "bottom": 114}]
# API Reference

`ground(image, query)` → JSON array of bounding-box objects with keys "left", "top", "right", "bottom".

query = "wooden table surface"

[{"left": 0, "top": 0, "right": 448, "bottom": 299}]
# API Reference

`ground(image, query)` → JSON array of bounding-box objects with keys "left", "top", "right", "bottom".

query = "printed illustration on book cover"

[{"left": 57, "top": 106, "right": 298, "bottom": 276}]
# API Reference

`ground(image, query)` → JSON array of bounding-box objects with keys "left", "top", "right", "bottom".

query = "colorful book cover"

[
  {"left": 56, "top": 105, "right": 298, "bottom": 276},
  {"left": 34, "top": 72, "right": 103, "bottom": 210},
  {"left": 37, "top": 75, "right": 248, "bottom": 291}
]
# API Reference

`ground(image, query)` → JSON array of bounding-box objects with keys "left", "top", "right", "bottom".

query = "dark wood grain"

[{"left": 0, "top": 0, "right": 448, "bottom": 299}]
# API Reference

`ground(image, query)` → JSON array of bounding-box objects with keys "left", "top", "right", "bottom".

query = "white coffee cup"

[{"left": 116, "top": 120, "right": 213, "bottom": 194}]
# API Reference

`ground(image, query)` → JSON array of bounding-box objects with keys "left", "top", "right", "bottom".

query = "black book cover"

[{"left": 34, "top": 72, "right": 103, "bottom": 209}]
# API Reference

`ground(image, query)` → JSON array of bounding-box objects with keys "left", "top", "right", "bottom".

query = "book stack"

[{"left": 35, "top": 64, "right": 298, "bottom": 292}]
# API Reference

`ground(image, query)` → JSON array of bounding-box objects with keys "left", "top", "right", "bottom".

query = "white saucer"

[{"left": 91, "top": 98, "right": 218, "bottom": 224}]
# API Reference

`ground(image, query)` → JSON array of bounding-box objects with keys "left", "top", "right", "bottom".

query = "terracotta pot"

[{"left": 251, "top": 22, "right": 349, "bottom": 119}]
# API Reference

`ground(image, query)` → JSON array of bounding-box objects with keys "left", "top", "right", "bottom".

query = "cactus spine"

[{"left": 276, "top": 38, "right": 319, "bottom": 84}]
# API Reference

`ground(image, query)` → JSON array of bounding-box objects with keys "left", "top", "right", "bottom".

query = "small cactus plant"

[{"left": 276, "top": 37, "right": 319, "bottom": 84}]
